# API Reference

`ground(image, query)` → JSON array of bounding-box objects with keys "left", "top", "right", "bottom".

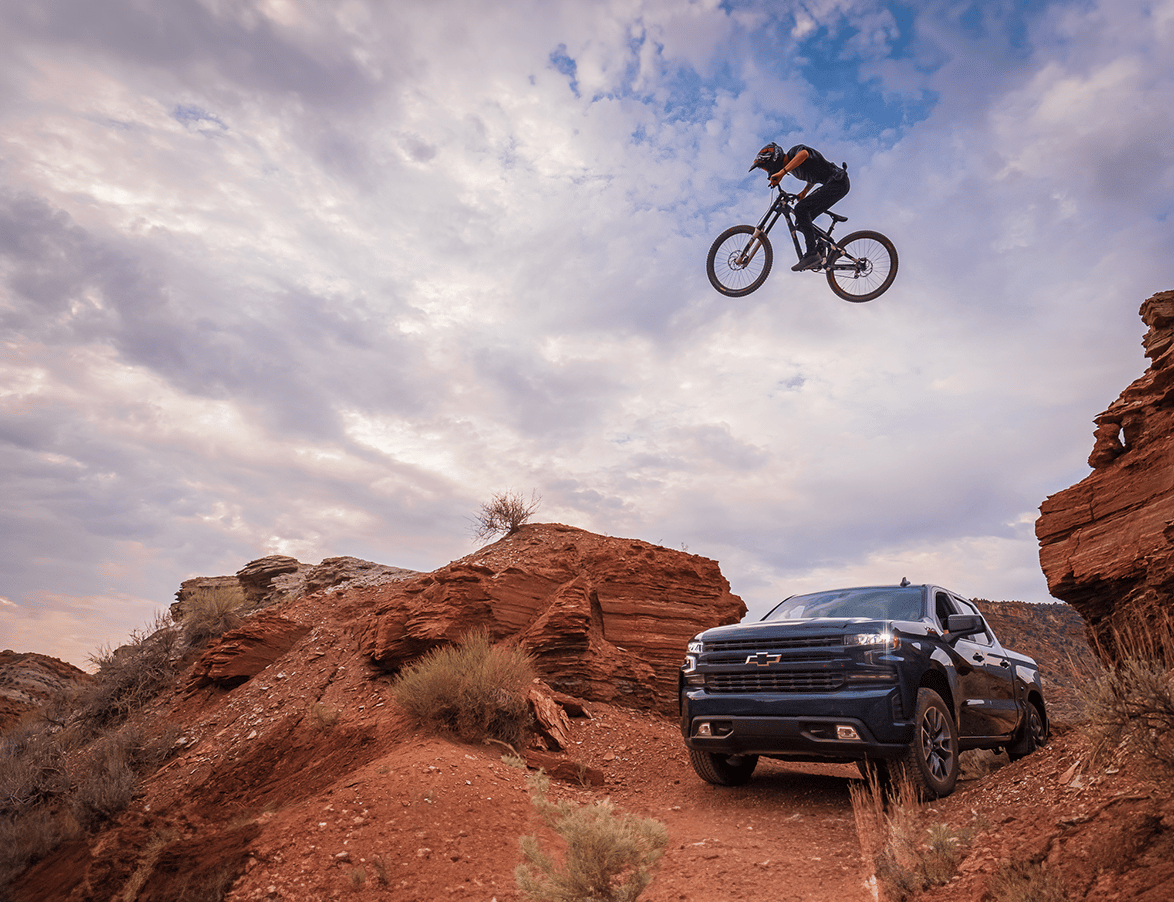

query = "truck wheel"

[
  {"left": 1007, "top": 700, "right": 1047, "bottom": 761},
  {"left": 687, "top": 749, "right": 758, "bottom": 786},
  {"left": 900, "top": 688, "right": 959, "bottom": 799}
]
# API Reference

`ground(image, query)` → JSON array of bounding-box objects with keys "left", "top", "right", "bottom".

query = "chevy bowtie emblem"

[{"left": 747, "top": 653, "right": 782, "bottom": 666}]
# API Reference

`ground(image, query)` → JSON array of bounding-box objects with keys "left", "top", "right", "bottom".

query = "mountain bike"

[{"left": 706, "top": 186, "right": 898, "bottom": 302}]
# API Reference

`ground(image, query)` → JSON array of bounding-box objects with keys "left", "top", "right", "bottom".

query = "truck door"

[
  {"left": 934, "top": 591, "right": 998, "bottom": 738},
  {"left": 954, "top": 598, "right": 1020, "bottom": 738},
  {"left": 951, "top": 598, "right": 1018, "bottom": 739}
]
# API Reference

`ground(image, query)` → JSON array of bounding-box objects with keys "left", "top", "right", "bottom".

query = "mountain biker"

[{"left": 749, "top": 143, "right": 850, "bottom": 272}]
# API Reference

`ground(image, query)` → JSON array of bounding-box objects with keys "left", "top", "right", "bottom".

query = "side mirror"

[{"left": 944, "top": 614, "right": 985, "bottom": 641}]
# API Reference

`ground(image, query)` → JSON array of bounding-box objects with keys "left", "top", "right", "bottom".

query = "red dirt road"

[{"left": 222, "top": 705, "right": 872, "bottom": 902}]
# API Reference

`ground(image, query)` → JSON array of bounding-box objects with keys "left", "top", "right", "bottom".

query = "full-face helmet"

[{"left": 749, "top": 142, "right": 785, "bottom": 173}]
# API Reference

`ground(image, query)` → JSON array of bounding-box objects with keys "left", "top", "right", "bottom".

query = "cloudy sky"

[{"left": 2, "top": 0, "right": 1171, "bottom": 667}]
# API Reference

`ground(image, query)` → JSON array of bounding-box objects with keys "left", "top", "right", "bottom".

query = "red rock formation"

[
  {"left": 186, "top": 611, "right": 312, "bottom": 691},
  {"left": 0, "top": 651, "right": 91, "bottom": 732},
  {"left": 1036, "top": 289, "right": 1174, "bottom": 660},
  {"left": 357, "top": 523, "right": 747, "bottom": 714},
  {"left": 235, "top": 555, "right": 306, "bottom": 609},
  {"left": 176, "top": 557, "right": 419, "bottom": 621}
]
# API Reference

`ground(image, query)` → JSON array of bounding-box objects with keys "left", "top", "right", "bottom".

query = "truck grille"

[
  {"left": 707, "top": 671, "right": 846, "bottom": 693},
  {"left": 706, "top": 636, "right": 843, "bottom": 653}
]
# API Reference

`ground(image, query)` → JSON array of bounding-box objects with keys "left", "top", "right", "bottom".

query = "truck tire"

[
  {"left": 899, "top": 688, "right": 959, "bottom": 799},
  {"left": 687, "top": 749, "right": 758, "bottom": 786},
  {"left": 1007, "top": 699, "right": 1047, "bottom": 761}
]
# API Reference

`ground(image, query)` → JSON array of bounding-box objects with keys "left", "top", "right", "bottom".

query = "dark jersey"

[{"left": 783, "top": 144, "right": 843, "bottom": 184}]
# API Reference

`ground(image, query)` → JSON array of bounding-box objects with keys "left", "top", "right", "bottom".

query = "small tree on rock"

[{"left": 473, "top": 490, "right": 541, "bottom": 540}]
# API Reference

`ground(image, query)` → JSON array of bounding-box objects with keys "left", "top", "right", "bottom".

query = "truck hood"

[{"left": 696, "top": 617, "right": 890, "bottom": 641}]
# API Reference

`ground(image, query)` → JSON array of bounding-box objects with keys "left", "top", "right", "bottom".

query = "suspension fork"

[
  {"left": 736, "top": 228, "right": 769, "bottom": 266},
  {"left": 739, "top": 195, "right": 789, "bottom": 264}
]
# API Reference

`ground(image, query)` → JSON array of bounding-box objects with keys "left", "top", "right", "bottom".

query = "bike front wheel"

[
  {"left": 826, "top": 230, "right": 898, "bottom": 302},
  {"left": 707, "top": 225, "right": 773, "bottom": 297}
]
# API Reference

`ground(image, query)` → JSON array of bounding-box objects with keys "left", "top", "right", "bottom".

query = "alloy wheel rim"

[{"left": 921, "top": 707, "right": 952, "bottom": 781}]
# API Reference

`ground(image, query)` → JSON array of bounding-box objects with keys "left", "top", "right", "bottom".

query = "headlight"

[{"left": 845, "top": 632, "right": 900, "bottom": 650}]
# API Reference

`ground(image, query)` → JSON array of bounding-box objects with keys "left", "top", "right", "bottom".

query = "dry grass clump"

[
  {"left": 473, "top": 490, "right": 541, "bottom": 539},
  {"left": 987, "top": 858, "right": 1067, "bottom": 902},
  {"left": 0, "top": 725, "right": 70, "bottom": 814},
  {"left": 850, "top": 768, "right": 970, "bottom": 901},
  {"left": 392, "top": 630, "right": 536, "bottom": 747},
  {"left": 516, "top": 771, "right": 668, "bottom": 902},
  {"left": 1082, "top": 619, "right": 1174, "bottom": 773},
  {"left": 179, "top": 585, "right": 250, "bottom": 648}
]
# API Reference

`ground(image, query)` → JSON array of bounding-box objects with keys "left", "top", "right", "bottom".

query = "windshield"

[{"left": 763, "top": 587, "right": 923, "bottom": 623}]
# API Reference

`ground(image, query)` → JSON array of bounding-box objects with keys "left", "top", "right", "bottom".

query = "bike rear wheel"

[
  {"left": 707, "top": 225, "right": 773, "bottom": 297},
  {"left": 825, "top": 230, "right": 898, "bottom": 302}
]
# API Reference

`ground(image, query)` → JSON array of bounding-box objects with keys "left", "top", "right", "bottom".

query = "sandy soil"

[{"left": 221, "top": 703, "right": 872, "bottom": 902}]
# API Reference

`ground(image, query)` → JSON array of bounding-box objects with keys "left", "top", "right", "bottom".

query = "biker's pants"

[{"left": 795, "top": 171, "right": 850, "bottom": 255}]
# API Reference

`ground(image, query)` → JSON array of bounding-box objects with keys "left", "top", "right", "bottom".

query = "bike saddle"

[{"left": 827, "top": 211, "right": 848, "bottom": 224}]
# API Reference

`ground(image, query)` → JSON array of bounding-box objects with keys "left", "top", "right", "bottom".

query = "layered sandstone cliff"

[
  {"left": 179, "top": 524, "right": 746, "bottom": 716},
  {"left": 356, "top": 522, "right": 747, "bottom": 714},
  {"left": 1036, "top": 289, "right": 1174, "bottom": 660}
]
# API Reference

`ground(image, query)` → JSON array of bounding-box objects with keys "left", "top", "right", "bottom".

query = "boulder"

[
  {"left": 302, "top": 556, "right": 419, "bottom": 595},
  {"left": 235, "top": 556, "right": 307, "bottom": 609},
  {"left": 1036, "top": 289, "right": 1174, "bottom": 661},
  {"left": 357, "top": 523, "right": 747, "bottom": 714}
]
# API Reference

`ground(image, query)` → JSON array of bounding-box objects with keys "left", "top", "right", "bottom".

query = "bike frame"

[{"left": 737, "top": 187, "right": 853, "bottom": 273}]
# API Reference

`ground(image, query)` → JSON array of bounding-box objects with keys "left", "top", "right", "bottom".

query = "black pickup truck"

[{"left": 679, "top": 582, "right": 1048, "bottom": 798}]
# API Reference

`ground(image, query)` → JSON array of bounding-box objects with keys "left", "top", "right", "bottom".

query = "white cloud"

[{"left": 1, "top": 0, "right": 1171, "bottom": 661}]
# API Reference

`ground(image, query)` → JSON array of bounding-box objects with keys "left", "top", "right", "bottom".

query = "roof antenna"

[{"left": 899, "top": 577, "right": 910, "bottom": 587}]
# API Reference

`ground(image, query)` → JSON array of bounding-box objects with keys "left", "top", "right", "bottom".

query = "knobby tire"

[
  {"left": 707, "top": 225, "right": 773, "bottom": 297},
  {"left": 825, "top": 230, "right": 898, "bottom": 302}
]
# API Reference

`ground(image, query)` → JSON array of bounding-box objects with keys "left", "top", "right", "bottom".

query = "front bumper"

[{"left": 680, "top": 688, "right": 914, "bottom": 760}]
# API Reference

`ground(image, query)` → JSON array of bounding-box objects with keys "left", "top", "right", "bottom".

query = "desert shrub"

[
  {"left": 987, "top": 859, "right": 1067, "bottom": 902},
  {"left": 0, "top": 725, "right": 70, "bottom": 815},
  {"left": 68, "top": 719, "right": 176, "bottom": 830},
  {"left": 850, "top": 768, "right": 967, "bottom": 901},
  {"left": 0, "top": 805, "right": 72, "bottom": 889},
  {"left": 69, "top": 746, "right": 136, "bottom": 829},
  {"left": 516, "top": 771, "right": 668, "bottom": 902},
  {"left": 1082, "top": 655, "right": 1174, "bottom": 772},
  {"left": 180, "top": 585, "right": 249, "bottom": 647},
  {"left": 77, "top": 615, "right": 181, "bottom": 733},
  {"left": 0, "top": 624, "right": 183, "bottom": 892},
  {"left": 473, "top": 490, "right": 541, "bottom": 539},
  {"left": 392, "top": 630, "right": 536, "bottom": 747},
  {"left": 1082, "top": 617, "right": 1174, "bottom": 773}
]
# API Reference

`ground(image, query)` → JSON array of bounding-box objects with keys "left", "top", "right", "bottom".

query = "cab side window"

[
  {"left": 952, "top": 598, "right": 993, "bottom": 646},
  {"left": 934, "top": 592, "right": 954, "bottom": 630}
]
